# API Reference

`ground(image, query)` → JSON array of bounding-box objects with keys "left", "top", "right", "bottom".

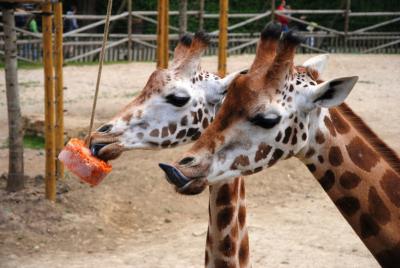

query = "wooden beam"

[
  {"left": 42, "top": 2, "right": 56, "bottom": 201},
  {"left": 53, "top": 1, "right": 64, "bottom": 180},
  {"left": 218, "top": 0, "right": 228, "bottom": 77}
]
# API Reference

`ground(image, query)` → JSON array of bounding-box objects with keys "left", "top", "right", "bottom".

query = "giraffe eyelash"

[
  {"left": 165, "top": 94, "right": 191, "bottom": 107},
  {"left": 249, "top": 114, "right": 281, "bottom": 129}
]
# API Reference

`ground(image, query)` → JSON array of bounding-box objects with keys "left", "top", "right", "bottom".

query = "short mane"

[{"left": 337, "top": 103, "right": 400, "bottom": 175}]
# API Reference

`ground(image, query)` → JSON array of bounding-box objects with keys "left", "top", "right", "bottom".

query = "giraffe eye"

[
  {"left": 165, "top": 94, "right": 190, "bottom": 107},
  {"left": 250, "top": 114, "right": 281, "bottom": 129}
]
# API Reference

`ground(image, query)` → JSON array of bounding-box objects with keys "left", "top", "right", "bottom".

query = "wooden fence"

[{"left": 0, "top": 9, "right": 399, "bottom": 63}]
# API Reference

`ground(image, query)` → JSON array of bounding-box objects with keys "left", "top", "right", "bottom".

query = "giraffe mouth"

[
  {"left": 90, "top": 142, "right": 124, "bottom": 161},
  {"left": 158, "top": 163, "right": 207, "bottom": 195}
]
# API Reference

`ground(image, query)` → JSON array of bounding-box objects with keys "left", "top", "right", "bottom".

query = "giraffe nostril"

[
  {"left": 179, "top": 156, "right": 195, "bottom": 166},
  {"left": 97, "top": 124, "right": 113, "bottom": 133}
]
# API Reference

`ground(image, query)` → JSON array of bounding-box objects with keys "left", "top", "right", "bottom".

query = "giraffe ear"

[
  {"left": 205, "top": 70, "right": 243, "bottom": 105},
  {"left": 306, "top": 76, "right": 358, "bottom": 109},
  {"left": 302, "top": 54, "right": 329, "bottom": 75},
  {"left": 219, "top": 69, "right": 246, "bottom": 92}
]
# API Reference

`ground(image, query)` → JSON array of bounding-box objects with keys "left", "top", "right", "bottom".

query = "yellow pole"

[
  {"left": 42, "top": 2, "right": 56, "bottom": 201},
  {"left": 163, "top": 0, "right": 169, "bottom": 68},
  {"left": 54, "top": 1, "right": 64, "bottom": 180},
  {"left": 157, "top": 0, "right": 168, "bottom": 68},
  {"left": 218, "top": 0, "right": 228, "bottom": 77},
  {"left": 156, "top": 0, "right": 164, "bottom": 68}
]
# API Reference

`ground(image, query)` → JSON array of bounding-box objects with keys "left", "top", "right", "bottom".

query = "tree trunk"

[
  {"left": 198, "top": 0, "right": 204, "bottom": 31},
  {"left": 3, "top": 7, "right": 24, "bottom": 192},
  {"left": 178, "top": 0, "right": 187, "bottom": 37}
]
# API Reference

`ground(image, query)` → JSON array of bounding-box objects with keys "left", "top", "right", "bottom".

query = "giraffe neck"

[
  {"left": 299, "top": 106, "right": 400, "bottom": 267},
  {"left": 205, "top": 177, "right": 250, "bottom": 268}
]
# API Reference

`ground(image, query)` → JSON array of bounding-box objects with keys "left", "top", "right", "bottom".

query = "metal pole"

[
  {"left": 42, "top": 2, "right": 56, "bottom": 201},
  {"left": 54, "top": 1, "right": 64, "bottom": 180},
  {"left": 127, "top": 0, "right": 133, "bottom": 61},
  {"left": 3, "top": 6, "right": 25, "bottom": 192},
  {"left": 218, "top": 0, "right": 228, "bottom": 77}
]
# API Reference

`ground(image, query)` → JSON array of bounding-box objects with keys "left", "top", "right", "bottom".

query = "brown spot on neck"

[
  {"left": 239, "top": 232, "right": 250, "bottom": 267},
  {"left": 315, "top": 128, "right": 325, "bottom": 144},
  {"left": 368, "top": 186, "right": 391, "bottom": 224},
  {"left": 216, "top": 183, "right": 238, "bottom": 207},
  {"left": 359, "top": 213, "right": 380, "bottom": 238},
  {"left": 375, "top": 242, "right": 400, "bottom": 268},
  {"left": 217, "top": 206, "right": 234, "bottom": 231},
  {"left": 337, "top": 103, "right": 400, "bottom": 175},
  {"left": 380, "top": 169, "right": 400, "bottom": 208},
  {"left": 324, "top": 116, "right": 337, "bottom": 137},
  {"left": 329, "top": 108, "right": 350, "bottom": 134},
  {"left": 328, "top": 146, "right": 343, "bottom": 166},
  {"left": 219, "top": 235, "right": 237, "bottom": 257},
  {"left": 339, "top": 171, "right": 361, "bottom": 189},
  {"left": 238, "top": 205, "right": 246, "bottom": 229},
  {"left": 346, "top": 136, "right": 380, "bottom": 172},
  {"left": 319, "top": 169, "right": 335, "bottom": 191},
  {"left": 335, "top": 196, "right": 360, "bottom": 216}
]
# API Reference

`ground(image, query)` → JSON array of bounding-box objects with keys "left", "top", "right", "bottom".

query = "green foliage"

[{"left": 23, "top": 135, "right": 45, "bottom": 149}]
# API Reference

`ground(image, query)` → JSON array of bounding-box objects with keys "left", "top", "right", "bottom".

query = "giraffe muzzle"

[{"left": 158, "top": 163, "right": 207, "bottom": 195}]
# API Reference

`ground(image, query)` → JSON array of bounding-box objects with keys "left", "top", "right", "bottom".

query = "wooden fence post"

[
  {"left": 3, "top": 6, "right": 24, "bottom": 192},
  {"left": 157, "top": 0, "right": 169, "bottom": 68},
  {"left": 163, "top": 0, "right": 169, "bottom": 67},
  {"left": 344, "top": 0, "right": 351, "bottom": 52},
  {"left": 42, "top": 2, "right": 56, "bottom": 201},
  {"left": 218, "top": 0, "right": 228, "bottom": 77},
  {"left": 127, "top": 0, "right": 133, "bottom": 61},
  {"left": 198, "top": 0, "right": 205, "bottom": 31},
  {"left": 157, "top": 0, "right": 164, "bottom": 68},
  {"left": 271, "top": 0, "right": 275, "bottom": 22},
  {"left": 54, "top": 1, "right": 64, "bottom": 181},
  {"left": 178, "top": 0, "right": 187, "bottom": 37}
]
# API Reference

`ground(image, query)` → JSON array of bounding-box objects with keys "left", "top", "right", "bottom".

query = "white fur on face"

[{"left": 109, "top": 69, "right": 231, "bottom": 150}]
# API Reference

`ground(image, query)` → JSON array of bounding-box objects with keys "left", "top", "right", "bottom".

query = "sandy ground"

[{"left": 0, "top": 54, "right": 399, "bottom": 267}]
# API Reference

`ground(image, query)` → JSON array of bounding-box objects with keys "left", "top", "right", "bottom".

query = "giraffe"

[
  {"left": 88, "top": 28, "right": 284, "bottom": 267},
  {"left": 160, "top": 29, "right": 400, "bottom": 267}
]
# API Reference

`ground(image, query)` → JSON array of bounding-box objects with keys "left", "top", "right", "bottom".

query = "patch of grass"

[
  {"left": 0, "top": 60, "right": 43, "bottom": 70},
  {"left": 23, "top": 135, "right": 45, "bottom": 149}
]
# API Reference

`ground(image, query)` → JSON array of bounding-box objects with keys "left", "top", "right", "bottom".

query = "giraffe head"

[
  {"left": 160, "top": 30, "right": 359, "bottom": 195},
  {"left": 89, "top": 32, "right": 241, "bottom": 161}
]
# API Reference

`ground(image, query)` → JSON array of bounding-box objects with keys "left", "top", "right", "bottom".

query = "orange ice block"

[{"left": 58, "top": 138, "right": 112, "bottom": 186}]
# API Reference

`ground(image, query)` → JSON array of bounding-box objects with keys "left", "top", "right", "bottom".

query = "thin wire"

[{"left": 86, "top": 0, "right": 113, "bottom": 145}]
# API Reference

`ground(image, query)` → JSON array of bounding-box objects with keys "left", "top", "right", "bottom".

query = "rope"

[{"left": 86, "top": 0, "right": 113, "bottom": 146}]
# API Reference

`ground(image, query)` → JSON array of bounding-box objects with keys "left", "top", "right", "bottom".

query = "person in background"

[
  {"left": 27, "top": 14, "right": 39, "bottom": 60},
  {"left": 65, "top": 5, "right": 79, "bottom": 32},
  {"left": 276, "top": 0, "right": 290, "bottom": 32},
  {"left": 65, "top": 5, "right": 79, "bottom": 57}
]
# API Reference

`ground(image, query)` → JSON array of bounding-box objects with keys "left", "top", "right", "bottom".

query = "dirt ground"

[{"left": 0, "top": 54, "right": 399, "bottom": 268}]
